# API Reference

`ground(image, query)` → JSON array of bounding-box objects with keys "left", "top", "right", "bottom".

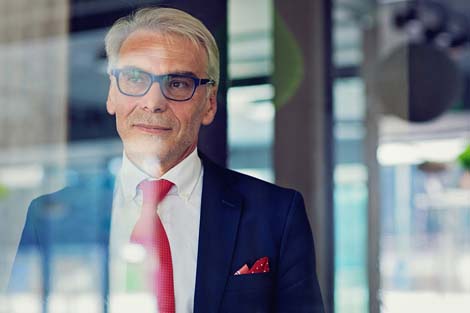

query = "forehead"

[{"left": 117, "top": 29, "right": 207, "bottom": 75}]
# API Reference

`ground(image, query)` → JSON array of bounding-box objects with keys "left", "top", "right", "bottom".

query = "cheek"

[
  {"left": 115, "top": 100, "right": 137, "bottom": 121},
  {"left": 114, "top": 107, "right": 137, "bottom": 138},
  {"left": 189, "top": 112, "right": 206, "bottom": 137},
  {"left": 173, "top": 111, "right": 199, "bottom": 138}
]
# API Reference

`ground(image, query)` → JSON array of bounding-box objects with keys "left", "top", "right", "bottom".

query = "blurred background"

[{"left": 0, "top": 0, "right": 469, "bottom": 312}]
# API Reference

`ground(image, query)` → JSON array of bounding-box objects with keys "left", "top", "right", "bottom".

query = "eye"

[
  {"left": 122, "top": 69, "right": 146, "bottom": 83},
  {"left": 169, "top": 79, "right": 190, "bottom": 89}
]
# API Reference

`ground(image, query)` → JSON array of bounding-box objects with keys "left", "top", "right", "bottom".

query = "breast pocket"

[
  {"left": 225, "top": 272, "right": 274, "bottom": 292},
  {"left": 221, "top": 273, "right": 275, "bottom": 313}
]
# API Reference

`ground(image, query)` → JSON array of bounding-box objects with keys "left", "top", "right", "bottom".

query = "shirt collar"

[
  {"left": 119, "top": 148, "right": 202, "bottom": 202},
  {"left": 161, "top": 148, "right": 202, "bottom": 201}
]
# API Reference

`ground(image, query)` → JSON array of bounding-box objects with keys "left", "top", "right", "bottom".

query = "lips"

[{"left": 133, "top": 123, "right": 172, "bottom": 134}]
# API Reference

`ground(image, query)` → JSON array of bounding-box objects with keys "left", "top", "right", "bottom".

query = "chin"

[{"left": 124, "top": 139, "right": 167, "bottom": 158}]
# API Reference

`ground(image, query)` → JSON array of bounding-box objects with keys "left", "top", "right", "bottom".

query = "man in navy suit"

[{"left": 9, "top": 7, "right": 324, "bottom": 313}]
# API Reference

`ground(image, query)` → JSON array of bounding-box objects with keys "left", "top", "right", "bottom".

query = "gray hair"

[{"left": 105, "top": 7, "right": 220, "bottom": 84}]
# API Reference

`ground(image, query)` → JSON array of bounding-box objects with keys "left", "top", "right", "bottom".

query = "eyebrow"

[{"left": 165, "top": 70, "right": 198, "bottom": 77}]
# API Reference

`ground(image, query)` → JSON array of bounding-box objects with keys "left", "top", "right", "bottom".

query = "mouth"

[{"left": 133, "top": 123, "right": 172, "bottom": 134}]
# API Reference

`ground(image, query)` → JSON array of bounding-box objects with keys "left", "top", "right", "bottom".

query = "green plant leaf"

[
  {"left": 0, "top": 184, "right": 9, "bottom": 200},
  {"left": 273, "top": 9, "right": 304, "bottom": 110},
  {"left": 457, "top": 144, "right": 470, "bottom": 170}
]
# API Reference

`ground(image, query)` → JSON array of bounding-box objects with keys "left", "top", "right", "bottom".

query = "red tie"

[{"left": 130, "top": 179, "right": 175, "bottom": 313}]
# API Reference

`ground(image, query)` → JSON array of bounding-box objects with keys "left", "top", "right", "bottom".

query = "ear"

[
  {"left": 106, "top": 76, "right": 117, "bottom": 115},
  {"left": 201, "top": 86, "right": 218, "bottom": 126}
]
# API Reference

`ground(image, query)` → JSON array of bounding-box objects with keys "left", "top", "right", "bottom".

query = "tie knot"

[{"left": 139, "top": 179, "right": 174, "bottom": 205}]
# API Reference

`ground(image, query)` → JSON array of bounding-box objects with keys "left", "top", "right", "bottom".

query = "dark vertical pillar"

[
  {"left": 364, "top": 25, "right": 381, "bottom": 313},
  {"left": 273, "top": 0, "right": 334, "bottom": 312}
]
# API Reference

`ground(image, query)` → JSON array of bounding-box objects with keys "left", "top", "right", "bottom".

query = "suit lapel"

[{"left": 194, "top": 157, "right": 243, "bottom": 313}]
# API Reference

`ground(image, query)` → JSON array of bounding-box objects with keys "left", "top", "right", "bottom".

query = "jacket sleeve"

[{"left": 276, "top": 191, "right": 325, "bottom": 313}]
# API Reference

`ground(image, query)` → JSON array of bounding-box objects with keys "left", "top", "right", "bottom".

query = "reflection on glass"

[
  {"left": 380, "top": 137, "right": 470, "bottom": 312},
  {"left": 334, "top": 164, "right": 368, "bottom": 313},
  {"left": 333, "top": 76, "right": 369, "bottom": 313}
]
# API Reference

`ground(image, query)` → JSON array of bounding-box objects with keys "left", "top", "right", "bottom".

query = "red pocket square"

[{"left": 234, "top": 256, "right": 270, "bottom": 275}]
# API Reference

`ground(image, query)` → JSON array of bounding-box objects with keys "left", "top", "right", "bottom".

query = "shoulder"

[
  {"left": 201, "top": 155, "right": 298, "bottom": 195},
  {"left": 22, "top": 173, "right": 115, "bottom": 245},
  {"left": 227, "top": 167, "right": 298, "bottom": 198},
  {"left": 201, "top": 154, "right": 303, "bottom": 209}
]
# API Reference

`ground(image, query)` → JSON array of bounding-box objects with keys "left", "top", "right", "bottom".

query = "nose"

[{"left": 139, "top": 82, "right": 168, "bottom": 113}]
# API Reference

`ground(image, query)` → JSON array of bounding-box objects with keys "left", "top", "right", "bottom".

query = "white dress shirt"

[{"left": 109, "top": 149, "right": 203, "bottom": 313}]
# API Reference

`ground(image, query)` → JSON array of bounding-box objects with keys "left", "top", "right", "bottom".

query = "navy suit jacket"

[{"left": 10, "top": 155, "right": 324, "bottom": 313}]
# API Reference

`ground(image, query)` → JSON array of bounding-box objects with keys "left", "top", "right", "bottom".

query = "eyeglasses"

[{"left": 111, "top": 67, "right": 215, "bottom": 101}]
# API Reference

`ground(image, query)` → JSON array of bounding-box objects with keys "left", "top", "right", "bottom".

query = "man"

[{"left": 9, "top": 7, "right": 324, "bottom": 313}]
